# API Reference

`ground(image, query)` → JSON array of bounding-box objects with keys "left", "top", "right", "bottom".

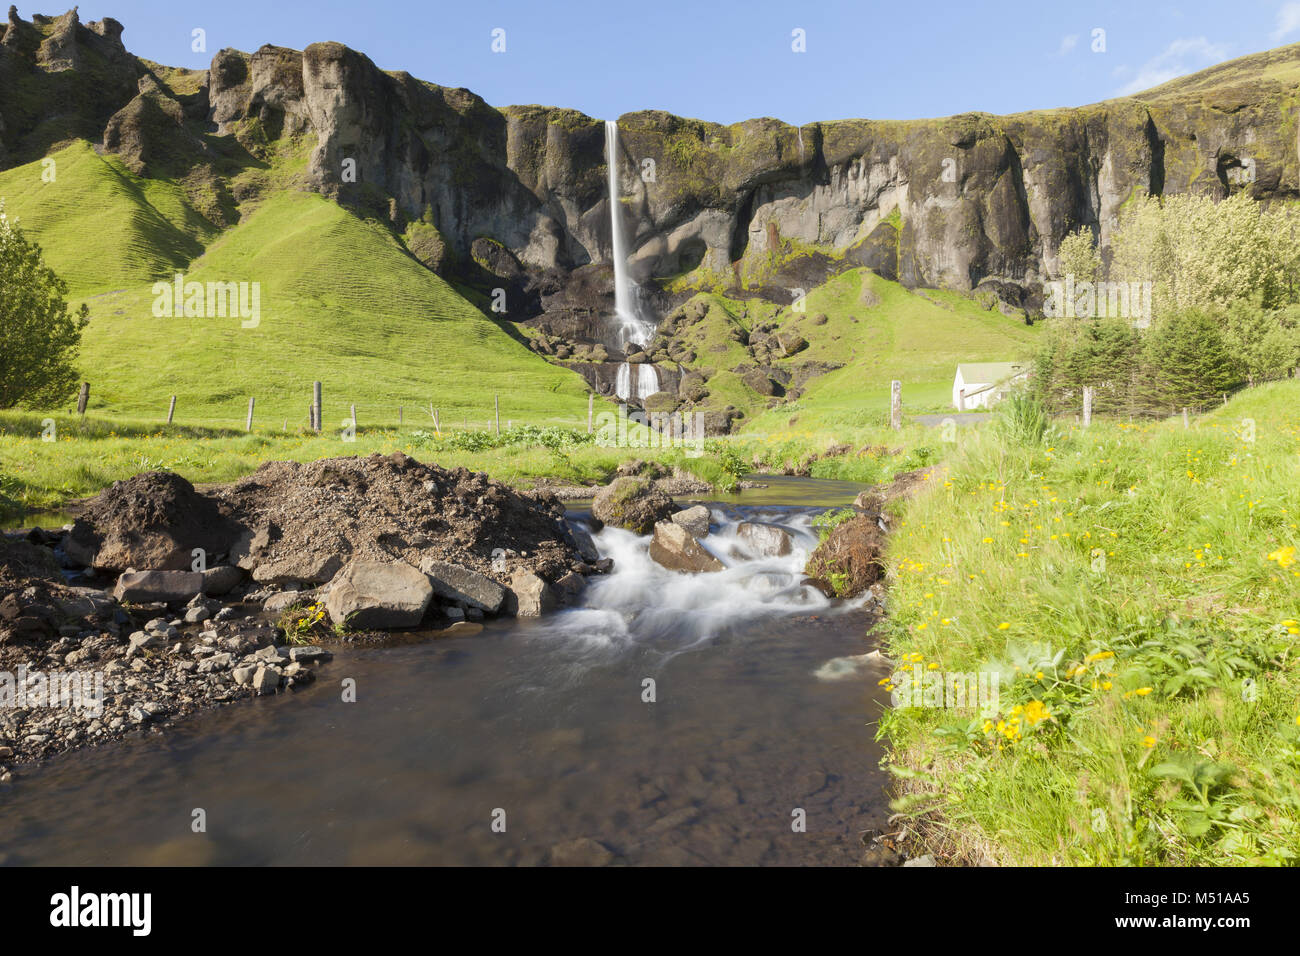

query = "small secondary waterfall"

[
  {"left": 614, "top": 362, "right": 660, "bottom": 403},
  {"left": 606, "top": 119, "right": 658, "bottom": 402}
]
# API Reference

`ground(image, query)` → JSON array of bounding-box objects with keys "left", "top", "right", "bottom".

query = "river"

[{"left": 0, "top": 477, "right": 892, "bottom": 865}]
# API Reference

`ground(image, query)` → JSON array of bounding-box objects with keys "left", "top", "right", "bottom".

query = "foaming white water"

[{"left": 531, "top": 507, "right": 868, "bottom": 655}]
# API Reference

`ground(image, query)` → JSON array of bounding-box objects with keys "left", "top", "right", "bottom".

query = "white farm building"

[{"left": 952, "top": 362, "right": 1030, "bottom": 410}]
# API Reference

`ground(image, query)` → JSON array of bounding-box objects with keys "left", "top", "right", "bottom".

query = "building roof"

[{"left": 956, "top": 362, "right": 1027, "bottom": 384}]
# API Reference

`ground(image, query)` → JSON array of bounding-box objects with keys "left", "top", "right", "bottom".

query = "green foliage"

[
  {"left": 0, "top": 201, "right": 89, "bottom": 408},
  {"left": 1056, "top": 226, "right": 1100, "bottom": 282},
  {"left": 995, "top": 391, "right": 1054, "bottom": 445},
  {"left": 706, "top": 441, "right": 748, "bottom": 492},
  {"left": 409, "top": 424, "right": 595, "bottom": 453},
  {"left": 880, "top": 379, "right": 1300, "bottom": 865},
  {"left": 1142, "top": 310, "right": 1244, "bottom": 407},
  {"left": 1111, "top": 192, "right": 1300, "bottom": 318},
  {"left": 811, "top": 506, "right": 855, "bottom": 542}
]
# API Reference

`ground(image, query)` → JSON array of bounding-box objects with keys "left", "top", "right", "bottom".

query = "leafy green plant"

[{"left": 811, "top": 507, "right": 855, "bottom": 542}]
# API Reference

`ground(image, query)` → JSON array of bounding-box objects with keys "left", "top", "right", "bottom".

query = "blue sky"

[{"left": 69, "top": 0, "right": 1300, "bottom": 124}]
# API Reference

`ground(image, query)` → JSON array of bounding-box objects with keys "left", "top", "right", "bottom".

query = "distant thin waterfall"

[{"left": 607, "top": 119, "right": 658, "bottom": 402}]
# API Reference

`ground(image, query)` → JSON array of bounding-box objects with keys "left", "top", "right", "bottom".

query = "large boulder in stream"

[
  {"left": 420, "top": 558, "right": 506, "bottom": 614},
  {"left": 325, "top": 558, "right": 433, "bottom": 629},
  {"left": 737, "top": 521, "right": 793, "bottom": 557},
  {"left": 671, "top": 505, "right": 711, "bottom": 538},
  {"left": 592, "top": 477, "right": 677, "bottom": 534},
  {"left": 649, "top": 521, "right": 724, "bottom": 574}
]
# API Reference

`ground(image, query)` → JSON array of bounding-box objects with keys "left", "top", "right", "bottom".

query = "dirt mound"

[
  {"left": 804, "top": 516, "right": 887, "bottom": 598},
  {"left": 65, "top": 471, "right": 238, "bottom": 572},
  {"left": 215, "top": 452, "right": 585, "bottom": 585}
]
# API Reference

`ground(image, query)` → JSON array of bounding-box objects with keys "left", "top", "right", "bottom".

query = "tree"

[
  {"left": 1056, "top": 226, "right": 1100, "bottom": 283},
  {"left": 1110, "top": 193, "right": 1300, "bottom": 319},
  {"left": 1142, "top": 310, "right": 1244, "bottom": 408},
  {"left": 1215, "top": 299, "right": 1300, "bottom": 383},
  {"left": 0, "top": 200, "right": 89, "bottom": 409},
  {"left": 1034, "top": 316, "right": 1141, "bottom": 413}
]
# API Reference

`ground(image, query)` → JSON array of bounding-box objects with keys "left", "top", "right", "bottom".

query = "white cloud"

[
  {"left": 1057, "top": 34, "right": 1079, "bottom": 56},
  {"left": 1272, "top": 2, "right": 1300, "bottom": 42},
  {"left": 1115, "top": 37, "right": 1230, "bottom": 96}
]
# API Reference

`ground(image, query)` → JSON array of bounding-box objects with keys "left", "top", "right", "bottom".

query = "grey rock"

[
  {"left": 326, "top": 559, "right": 433, "bottom": 629},
  {"left": 506, "top": 570, "right": 555, "bottom": 618},
  {"left": 251, "top": 552, "right": 342, "bottom": 587},
  {"left": 201, "top": 565, "right": 243, "bottom": 596},
  {"left": 902, "top": 854, "right": 937, "bottom": 867},
  {"left": 591, "top": 477, "right": 676, "bottom": 534},
  {"left": 736, "top": 521, "right": 793, "bottom": 557},
  {"left": 263, "top": 590, "right": 310, "bottom": 615},
  {"left": 252, "top": 665, "right": 282, "bottom": 695},
  {"left": 648, "top": 521, "right": 724, "bottom": 574},
  {"left": 288, "top": 646, "right": 332, "bottom": 663},
  {"left": 113, "top": 570, "right": 203, "bottom": 604},
  {"left": 419, "top": 559, "right": 505, "bottom": 614},
  {"left": 671, "top": 505, "right": 711, "bottom": 538}
]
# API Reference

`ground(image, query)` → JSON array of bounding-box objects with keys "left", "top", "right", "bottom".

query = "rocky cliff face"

[{"left": 2, "top": 7, "right": 1298, "bottom": 314}]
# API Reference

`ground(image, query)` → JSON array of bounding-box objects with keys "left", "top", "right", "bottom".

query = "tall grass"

[{"left": 877, "top": 380, "right": 1300, "bottom": 864}]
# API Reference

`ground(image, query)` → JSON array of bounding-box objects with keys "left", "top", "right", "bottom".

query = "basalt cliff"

[{"left": 3, "top": 7, "right": 1298, "bottom": 397}]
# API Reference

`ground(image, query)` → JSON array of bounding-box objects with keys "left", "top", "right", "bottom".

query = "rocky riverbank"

[
  {"left": 0, "top": 453, "right": 926, "bottom": 786},
  {"left": 0, "top": 452, "right": 611, "bottom": 769}
]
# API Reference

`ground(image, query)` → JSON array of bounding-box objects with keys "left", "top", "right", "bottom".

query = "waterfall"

[
  {"left": 606, "top": 119, "right": 658, "bottom": 402},
  {"left": 614, "top": 362, "right": 660, "bottom": 403}
]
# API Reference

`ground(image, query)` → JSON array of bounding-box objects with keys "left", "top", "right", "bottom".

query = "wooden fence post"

[
  {"left": 1082, "top": 386, "right": 1093, "bottom": 427},
  {"left": 495, "top": 395, "right": 500, "bottom": 436},
  {"left": 166, "top": 395, "right": 176, "bottom": 424},
  {"left": 890, "top": 380, "right": 902, "bottom": 431},
  {"left": 1182, "top": 407, "right": 1189, "bottom": 429},
  {"left": 587, "top": 392, "right": 594, "bottom": 434},
  {"left": 246, "top": 397, "right": 255, "bottom": 432},
  {"left": 76, "top": 382, "right": 89, "bottom": 417},
  {"left": 312, "top": 381, "right": 322, "bottom": 433},
  {"left": 350, "top": 403, "right": 357, "bottom": 431},
  {"left": 398, "top": 406, "right": 403, "bottom": 426}
]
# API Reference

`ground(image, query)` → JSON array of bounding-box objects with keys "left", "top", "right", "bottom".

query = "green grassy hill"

[
  {"left": 668, "top": 268, "right": 1040, "bottom": 432},
  {"left": 0, "top": 143, "right": 591, "bottom": 428}
]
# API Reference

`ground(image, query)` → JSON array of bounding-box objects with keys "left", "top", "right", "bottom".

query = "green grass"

[
  {"left": 0, "top": 141, "right": 212, "bottom": 292},
  {"left": 0, "top": 410, "right": 637, "bottom": 516},
  {"left": 742, "top": 270, "right": 1039, "bottom": 431},
  {"left": 877, "top": 381, "right": 1300, "bottom": 865},
  {"left": 0, "top": 145, "right": 593, "bottom": 426}
]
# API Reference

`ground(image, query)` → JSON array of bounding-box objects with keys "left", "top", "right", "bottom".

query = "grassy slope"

[
  {"left": 879, "top": 381, "right": 1300, "bottom": 865},
  {"left": 0, "top": 141, "right": 211, "bottom": 292},
  {"left": 0, "top": 144, "right": 591, "bottom": 427},
  {"left": 743, "top": 269, "right": 1041, "bottom": 431}
]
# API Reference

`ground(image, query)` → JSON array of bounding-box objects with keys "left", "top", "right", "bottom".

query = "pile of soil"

[
  {"left": 64, "top": 471, "right": 238, "bottom": 572},
  {"left": 215, "top": 452, "right": 586, "bottom": 584},
  {"left": 805, "top": 466, "right": 942, "bottom": 598}
]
